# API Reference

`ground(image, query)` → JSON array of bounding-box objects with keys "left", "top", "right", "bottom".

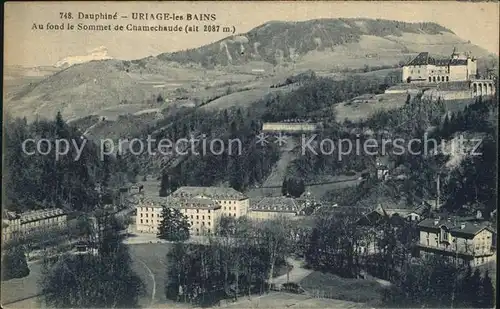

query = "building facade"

[
  {"left": 417, "top": 218, "right": 496, "bottom": 266},
  {"left": 402, "top": 50, "right": 477, "bottom": 84},
  {"left": 2, "top": 208, "right": 67, "bottom": 242},
  {"left": 135, "top": 186, "right": 249, "bottom": 236},
  {"left": 262, "top": 122, "right": 322, "bottom": 133},
  {"left": 248, "top": 197, "right": 303, "bottom": 221},
  {"left": 135, "top": 197, "right": 164, "bottom": 234}
]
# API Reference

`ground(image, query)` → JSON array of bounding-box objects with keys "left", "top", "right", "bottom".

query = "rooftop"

[
  {"left": 2, "top": 208, "right": 66, "bottom": 224},
  {"left": 418, "top": 218, "right": 495, "bottom": 237},
  {"left": 250, "top": 196, "right": 302, "bottom": 213},
  {"left": 406, "top": 52, "right": 470, "bottom": 67},
  {"left": 139, "top": 195, "right": 221, "bottom": 210},
  {"left": 171, "top": 186, "right": 247, "bottom": 200}
]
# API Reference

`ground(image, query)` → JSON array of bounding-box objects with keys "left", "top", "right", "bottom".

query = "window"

[
  {"left": 196, "top": 215, "right": 199, "bottom": 219},
  {"left": 208, "top": 210, "right": 211, "bottom": 214},
  {"left": 426, "top": 238, "right": 429, "bottom": 246},
  {"left": 208, "top": 216, "right": 211, "bottom": 220},
  {"left": 202, "top": 215, "right": 205, "bottom": 220},
  {"left": 202, "top": 222, "right": 205, "bottom": 226},
  {"left": 446, "top": 76, "right": 449, "bottom": 82},
  {"left": 440, "top": 227, "right": 449, "bottom": 242},
  {"left": 140, "top": 213, "right": 143, "bottom": 217},
  {"left": 197, "top": 209, "right": 199, "bottom": 213},
  {"left": 140, "top": 219, "right": 143, "bottom": 224},
  {"left": 208, "top": 222, "right": 210, "bottom": 226},
  {"left": 146, "top": 220, "right": 148, "bottom": 223},
  {"left": 191, "top": 215, "right": 193, "bottom": 219},
  {"left": 224, "top": 207, "right": 226, "bottom": 210},
  {"left": 145, "top": 213, "right": 148, "bottom": 217}
]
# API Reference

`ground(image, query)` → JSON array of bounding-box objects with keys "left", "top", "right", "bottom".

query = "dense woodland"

[
  {"left": 4, "top": 73, "right": 498, "bottom": 221},
  {"left": 40, "top": 215, "right": 144, "bottom": 308},
  {"left": 164, "top": 216, "right": 293, "bottom": 306}
]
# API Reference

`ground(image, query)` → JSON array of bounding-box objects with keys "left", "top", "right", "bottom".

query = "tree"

[
  {"left": 282, "top": 178, "right": 305, "bottom": 198},
  {"left": 40, "top": 221, "right": 144, "bottom": 308},
  {"left": 257, "top": 216, "right": 293, "bottom": 289},
  {"left": 1, "top": 245, "right": 30, "bottom": 280},
  {"left": 480, "top": 270, "right": 495, "bottom": 308},
  {"left": 159, "top": 173, "right": 170, "bottom": 197},
  {"left": 157, "top": 207, "right": 190, "bottom": 241}
]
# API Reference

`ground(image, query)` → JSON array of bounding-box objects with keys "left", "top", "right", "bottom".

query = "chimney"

[
  {"left": 460, "top": 223, "right": 466, "bottom": 229},
  {"left": 434, "top": 218, "right": 440, "bottom": 226}
]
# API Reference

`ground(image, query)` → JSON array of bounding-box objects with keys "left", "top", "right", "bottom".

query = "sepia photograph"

[{"left": 2, "top": 1, "right": 498, "bottom": 308}]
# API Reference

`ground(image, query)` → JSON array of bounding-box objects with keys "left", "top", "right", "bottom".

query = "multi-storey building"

[
  {"left": 417, "top": 218, "right": 496, "bottom": 266},
  {"left": 2, "top": 208, "right": 67, "bottom": 242},
  {"left": 402, "top": 50, "right": 478, "bottom": 84},
  {"left": 175, "top": 197, "right": 221, "bottom": 236},
  {"left": 248, "top": 197, "right": 303, "bottom": 221},
  {"left": 135, "top": 196, "right": 164, "bottom": 234},
  {"left": 135, "top": 186, "right": 249, "bottom": 236},
  {"left": 170, "top": 186, "right": 249, "bottom": 218}
]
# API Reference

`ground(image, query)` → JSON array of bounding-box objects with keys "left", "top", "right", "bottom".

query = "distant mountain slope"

[
  {"left": 55, "top": 46, "right": 113, "bottom": 68},
  {"left": 6, "top": 18, "right": 494, "bottom": 121},
  {"left": 157, "top": 18, "right": 458, "bottom": 66}
]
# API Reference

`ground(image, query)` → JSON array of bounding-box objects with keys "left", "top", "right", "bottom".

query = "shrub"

[{"left": 1, "top": 245, "right": 30, "bottom": 280}]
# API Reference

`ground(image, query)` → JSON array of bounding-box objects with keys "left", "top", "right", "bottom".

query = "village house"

[
  {"left": 417, "top": 218, "right": 496, "bottom": 266},
  {"left": 2, "top": 208, "right": 67, "bottom": 242},
  {"left": 358, "top": 202, "right": 430, "bottom": 225}
]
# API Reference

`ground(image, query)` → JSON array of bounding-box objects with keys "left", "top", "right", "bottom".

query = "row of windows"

[
  {"left": 430, "top": 76, "right": 449, "bottom": 82},
  {"left": 140, "top": 219, "right": 162, "bottom": 224},
  {"left": 193, "top": 228, "right": 211, "bottom": 235},
  {"left": 190, "top": 215, "right": 211, "bottom": 220},
  {"left": 219, "top": 200, "right": 237, "bottom": 204},
  {"left": 140, "top": 213, "right": 163, "bottom": 218},
  {"left": 190, "top": 221, "right": 211, "bottom": 226},
  {"left": 140, "top": 207, "right": 161, "bottom": 212}
]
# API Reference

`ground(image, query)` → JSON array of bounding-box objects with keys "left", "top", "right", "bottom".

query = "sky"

[{"left": 4, "top": 1, "right": 499, "bottom": 67}]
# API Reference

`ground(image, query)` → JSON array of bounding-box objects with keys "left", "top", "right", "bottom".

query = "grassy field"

[
  {"left": 223, "top": 291, "right": 366, "bottom": 309},
  {"left": 1, "top": 262, "right": 43, "bottom": 306},
  {"left": 128, "top": 243, "right": 173, "bottom": 306},
  {"left": 335, "top": 93, "right": 408, "bottom": 122},
  {"left": 299, "top": 271, "right": 384, "bottom": 305}
]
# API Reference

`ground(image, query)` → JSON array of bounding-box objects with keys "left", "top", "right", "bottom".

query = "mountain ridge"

[{"left": 5, "top": 18, "right": 495, "bottom": 121}]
